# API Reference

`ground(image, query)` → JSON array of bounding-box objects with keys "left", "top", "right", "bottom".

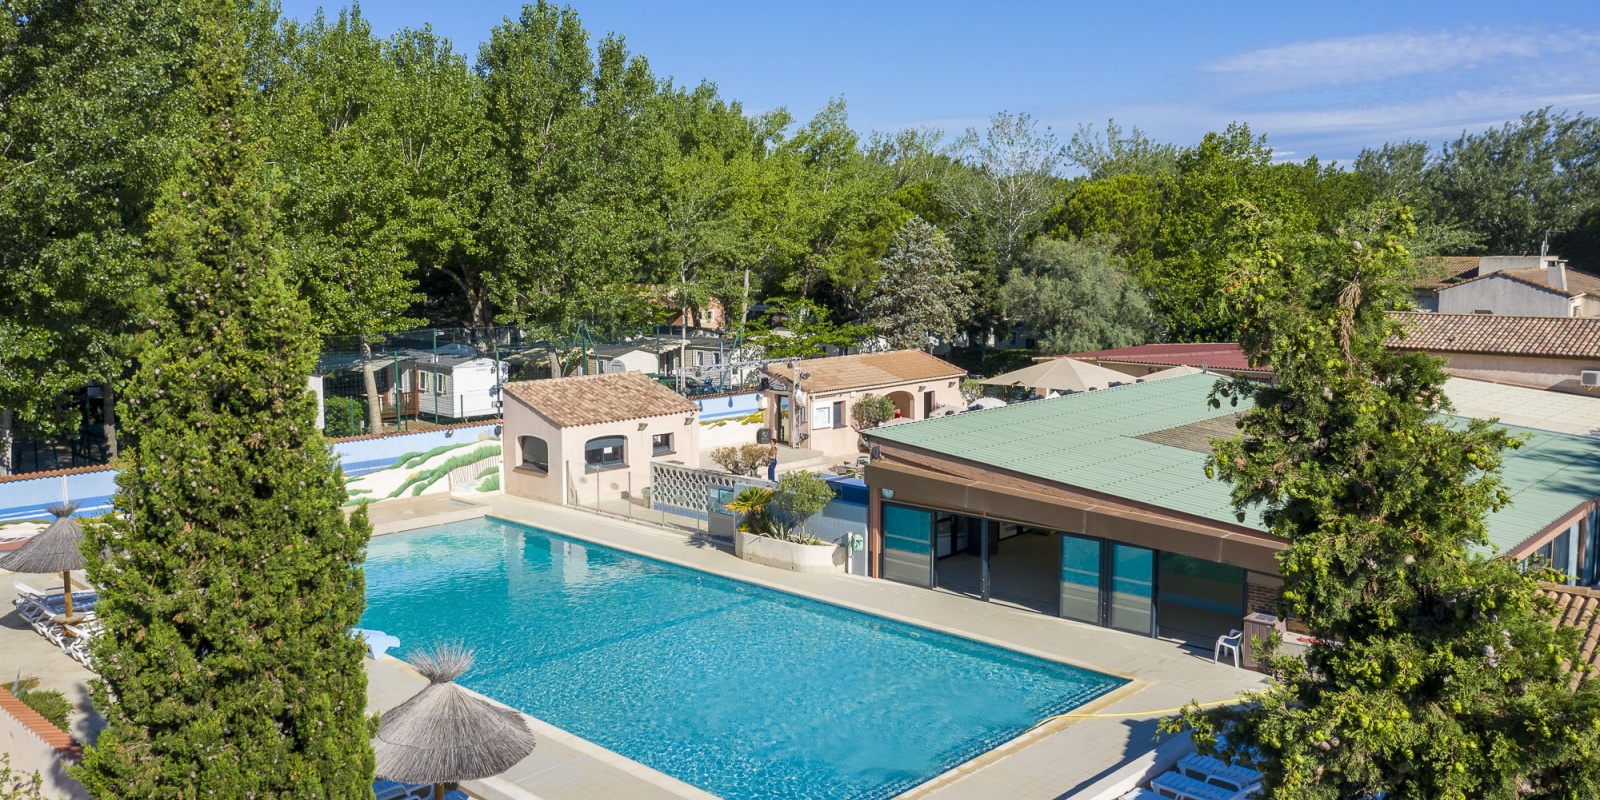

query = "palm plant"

[{"left": 724, "top": 487, "right": 775, "bottom": 535}]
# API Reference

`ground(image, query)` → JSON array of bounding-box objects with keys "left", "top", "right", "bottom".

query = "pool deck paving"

[
  {"left": 395, "top": 494, "right": 1268, "bottom": 800},
  {"left": 0, "top": 493, "right": 1266, "bottom": 800}
]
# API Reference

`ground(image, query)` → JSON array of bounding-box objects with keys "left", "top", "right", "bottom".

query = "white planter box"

[{"left": 734, "top": 531, "right": 843, "bottom": 574}]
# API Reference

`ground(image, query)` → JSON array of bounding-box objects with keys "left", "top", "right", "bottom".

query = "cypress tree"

[
  {"left": 1165, "top": 204, "right": 1600, "bottom": 798},
  {"left": 77, "top": 3, "right": 376, "bottom": 796}
]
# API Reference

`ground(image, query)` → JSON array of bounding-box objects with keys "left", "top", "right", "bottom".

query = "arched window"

[
  {"left": 585, "top": 436, "right": 626, "bottom": 472},
  {"left": 519, "top": 436, "right": 548, "bottom": 473}
]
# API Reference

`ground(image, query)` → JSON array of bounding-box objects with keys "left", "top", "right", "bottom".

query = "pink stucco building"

[
  {"left": 501, "top": 372, "right": 700, "bottom": 506},
  {"left": 762, "top": 351, "right": 966, "bottom": 457}
]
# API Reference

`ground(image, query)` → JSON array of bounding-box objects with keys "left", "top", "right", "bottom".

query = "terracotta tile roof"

[
  {"left": 1387, "top": 312, "right": 1600, "bottom": 358},
  {"left": 1413, "top": 256, "right": 1482, "bottom": 291},
  {"left": 764, "top": 350, "right": 965, "bottom": 394},
  {"left": 0, "top": 687, "right": 82, "bottom": 762},
  {"left": 1439, "top": 267, "right": 1600, "bottom": 299},
  {"left": 0, "top": 464, "right": 114, "bottom": 485},
  {"left": 1061, "top": 343, "right": 1261, "bottom": 373},
  {"left": 502, "top": 372, "right": 697, "bottom": 427},
  {"left": 1541, "top": 584, "right": 1600, "bottom": 688}
]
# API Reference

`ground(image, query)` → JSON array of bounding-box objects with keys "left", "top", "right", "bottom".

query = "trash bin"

[{"left": 1242, "top": 612, "right": 1285, "bottom": 671}]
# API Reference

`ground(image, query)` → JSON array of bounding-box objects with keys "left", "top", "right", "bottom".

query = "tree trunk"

[
  {"left": 359, "top": 335, "right": 383, "bottom": 435},
  {"left": 0, "top": 408, "right": 12, "bottom": 476},
  {"left": 102, "top": 384, "right": 118, "bottom": 458},
  {"left": 547, "top": 350, "right": 563, "bottom": 379}
]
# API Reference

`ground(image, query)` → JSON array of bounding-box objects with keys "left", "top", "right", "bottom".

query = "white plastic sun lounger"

[
  {"left": 1151, "top": 771, "right": 1239, "bottom": 800},
  {"left": 1178, "top": 753, "right": 1264, "bottom": 796},
  {"left": 352, "top": 628, "right": 400, "bottom": 659}
]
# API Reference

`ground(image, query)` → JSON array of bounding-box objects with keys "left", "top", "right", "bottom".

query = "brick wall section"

[
  {"left": 1246, "top": 580, "right": 1280, "bottom": 616},
  {"left": 0, "top": 687, "right": 82, "bottom": 762}
]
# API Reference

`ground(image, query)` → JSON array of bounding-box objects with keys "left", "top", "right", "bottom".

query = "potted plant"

[{"left": 727, "top": 472, "right": 842, "bottom": 573}]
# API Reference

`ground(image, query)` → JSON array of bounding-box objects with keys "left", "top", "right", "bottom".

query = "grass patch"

[
  {"left": 397, "top": 443, "right": 463, "bottom": 470},
  {"left": 343, "top": 497, "right": 380, "bottom": 508},
  {"left": 387, "top": 445, "right": 501, "bottom": 498},
  {"left": 19, "top": 690, "right": 70, "bottom": 733},
  {"left": 478, "top": 473, "right": 501, "bottom": 492},
  {"left": 346, "top": 487, "right": 372, "bottom": 496}
]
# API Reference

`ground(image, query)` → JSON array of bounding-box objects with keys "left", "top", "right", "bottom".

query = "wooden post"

[{"left": 62, "top": 571, "right": 73, "bottom": 619}]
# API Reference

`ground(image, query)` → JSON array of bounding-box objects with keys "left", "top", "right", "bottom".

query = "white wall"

[{"left": 1438, "top": 276, "right": 1570, "bottom": 317}]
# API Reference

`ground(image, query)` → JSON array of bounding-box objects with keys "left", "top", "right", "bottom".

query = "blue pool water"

[{"left": 362, "top": 518, "right": 1124, "bottom": 800}]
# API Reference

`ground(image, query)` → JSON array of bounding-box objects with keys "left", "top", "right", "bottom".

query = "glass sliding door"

[
  {"left": 881, "top": 503, "right": 933, "bottom": 587},
  {"left": 1060, "top": 535, "right": 1103, "bottom": 625},
  {"left": 1108, "top": 543, "right": 1155, "bottom": 635}
]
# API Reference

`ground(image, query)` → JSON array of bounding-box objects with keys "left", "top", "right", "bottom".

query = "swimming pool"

[{"left": 362, "top": 518, "right": 1124, "bottom": 800}]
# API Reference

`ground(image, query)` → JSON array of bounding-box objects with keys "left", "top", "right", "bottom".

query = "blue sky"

[{"left": 278, "top": 0, "right": 1600, "bottom": 166}]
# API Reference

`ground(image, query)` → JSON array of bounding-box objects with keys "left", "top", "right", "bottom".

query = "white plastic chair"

[{"left": 1214, "top": 629, "right": 1243, "bottom": 668}]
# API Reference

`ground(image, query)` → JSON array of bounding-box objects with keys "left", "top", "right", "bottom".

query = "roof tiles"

[
  {"left": 502, "top": 371, "right": 697, "bottom": 428},
  {"left": 1060, "top": 343, "right": 1258, "bottom": 373},
  {"left": 1387, "top": 312, "right": 1600, "bottom": 358},
  {"left": 765, "top": 350, "right": 964, "bottom": 394}
]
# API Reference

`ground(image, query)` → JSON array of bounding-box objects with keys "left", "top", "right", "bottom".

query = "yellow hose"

[{"left": 1025, "top": 698, "right": 1242, "bottom": 733}]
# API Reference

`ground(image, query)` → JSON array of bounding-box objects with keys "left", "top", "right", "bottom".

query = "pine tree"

[
  {"left": 1164, "top": 203, "right": 1600, "bottom": 798},
  {"left": 76, "top": 4, "right": 376, "bottom": 796},
  {"left": 865, "top": 216, "right": 972, "bottom": 351}
]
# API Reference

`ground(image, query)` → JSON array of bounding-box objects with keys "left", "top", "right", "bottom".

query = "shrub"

[
  {"left": 322, "top": 397, "right": 367, "bottom": 438},
  {"left": 478, "top": 473, "right": 500, "bottom": 492},
  {"left": 850, "top": 394, "right": 897, "bottom": 429},
  {"left": 724, "top": 487, "right": 775, "bottom": 534},
  {"left": 710, "top": 444, "right": 771, "bottom": 476},
  {"left": 19, "top": 689, "right": 70, "bottom": 733},
  {"left": 771, "top": 471, "right": 835, "bottom": 539}
]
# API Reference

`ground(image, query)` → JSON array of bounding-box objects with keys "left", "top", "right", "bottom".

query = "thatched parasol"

[
  {"left": 374, "top": 644, "right": 537, "bottom": 800},
  {"left": 0, "top": 503, "right": 86, "bottom": 619}
]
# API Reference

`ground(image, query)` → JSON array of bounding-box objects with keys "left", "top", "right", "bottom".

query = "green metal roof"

[{"left": 867, "top": 373, "right": 1600, "bottom": 554}]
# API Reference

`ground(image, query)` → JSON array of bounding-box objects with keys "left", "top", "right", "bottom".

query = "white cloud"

[{"left": 1206, "top": 28, "right": 1600, "bottom": 91}]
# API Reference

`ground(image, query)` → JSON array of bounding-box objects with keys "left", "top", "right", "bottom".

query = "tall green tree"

[
  {"left": 1065, "top": 118, "right": 1178, "bottom": 180},
  {"left": 479, "top": 2, "right": 661, "bottom": 328},
  {"left": 1002, "top": 235, "right": 1154, "bottom": 353},
  {"left": 745, "top": 298, "right": 870, "bottom": 359},
  {"left": 943, "top": 111, "right": 1064, "bottom": 277},
  {"left": 77, "top": 4, "right": 374, "bottom": 795},
  {"left": 0, "top": 0, "right": 188, "bottom": 472},
  {"left": 1165, "top": 203, "right": 1600, "bottom": 798},
  {"left": 1428, "top": 109, "right": 1600, "bottom": 257},
  {"left": 865, "top": 217, "right": 972, "bottom": 351},
  {"left": 267, "top": 8, "right": 424, "bottom": 434}
]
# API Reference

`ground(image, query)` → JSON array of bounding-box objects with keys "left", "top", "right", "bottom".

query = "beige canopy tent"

[{"left": 979, "top": 357, "right": 1133, "bottom": 393}]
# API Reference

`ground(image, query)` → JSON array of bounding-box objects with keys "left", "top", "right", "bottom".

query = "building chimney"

[{"left": 1548, "top": 259, "right": 1568, "bottom": 292}]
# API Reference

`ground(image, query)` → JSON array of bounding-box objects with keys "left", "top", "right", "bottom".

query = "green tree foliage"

[
  {"left": 943, "top": 112, "right": 1065, "bottom": 275},
  {"left": 1426, "top": 110, "right": 1598, "bottom": 257},
  {"left": 1164, "top": 203, "right": 1600, "bottom": 798},
  {"left": 865, "top": 217, "right": 973, "bottom": 351},
  {"left": 1065, "top": 119, "right": 1179, "bottom": 180},
  {"left": 1050, "top": 173, "right": 1162, "bottom": 267},
  {"left": 0, "top": 753, "right": 47, "bottom": 800},
  {"left": 0, "top": 0, "right": 188, "bottom": 472},
  {"left": 76, "top": 6, "right": 375, "bottom": 796},
  {"left": 479, "top": 2, "right": 663, "bottom": 328},
  {"left": 746, "top": 298, "right": 871, "bottom": 359},
  {"left": 771, "top": 470, "right": 834, "bottom": 540},
  {"left": 1002, "top": 236, "right": 1154, "bottom": 353},
  {"left": 849, "top": 394, "right": 897, "bottom": 429}
]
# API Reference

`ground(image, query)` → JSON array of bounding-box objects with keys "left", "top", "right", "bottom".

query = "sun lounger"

[
  {"left": 1151, "top": 771, "right": 1238, "bottom": 800},
  {"left": 372, "top": 779, "right": 411, "bottom": 800},
  {"left": 1178, "top": 753, "right": 1263, "bottom": 795},
  {"left": 353, "top": 628, "right": 400, "bottom": 659}
]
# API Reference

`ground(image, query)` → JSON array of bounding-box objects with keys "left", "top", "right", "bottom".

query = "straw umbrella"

[
  {"left": 0, "top": 502, "right": 86, "bottom": 620},
  {"left": 374, "top": 644, "right": 537, "bottom": 800}
]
